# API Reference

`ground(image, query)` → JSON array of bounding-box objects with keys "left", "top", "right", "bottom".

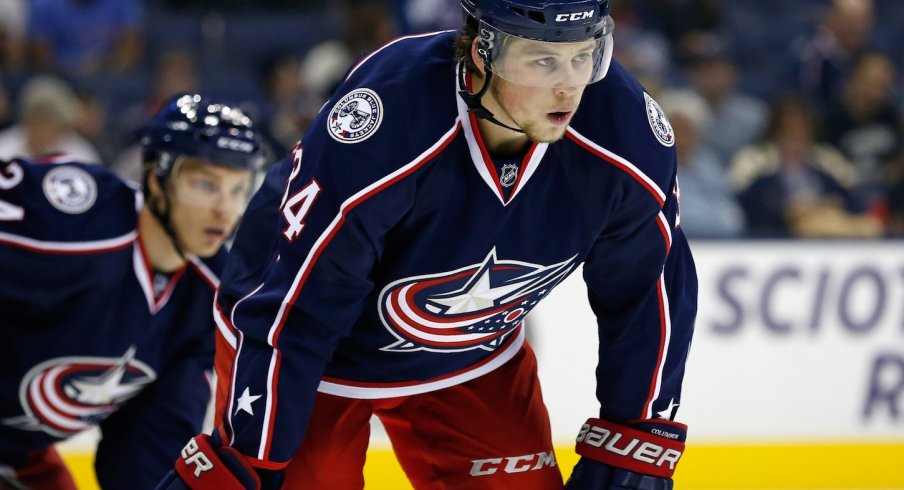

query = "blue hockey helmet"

[
  {"left": 140, "top": 93, "right": 267, "bottom": 182},
  {"left": 461, "top": 0, "right": 614, "bottom": 87},
  {"left": 138, "top": 94, "right": 268, "bottom": 258}
]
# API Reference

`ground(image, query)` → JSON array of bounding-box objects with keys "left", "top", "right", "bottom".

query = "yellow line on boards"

[
  {"left": 676, "top": 442, "right": 904, "bottom": 489},
  {"left": 61, "top": 442, "right": 904, "bottom": 489}
]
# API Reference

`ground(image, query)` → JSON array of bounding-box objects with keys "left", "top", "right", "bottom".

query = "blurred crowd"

[{"left": 0, "top": 0, "right": 902, "bottom": 239}]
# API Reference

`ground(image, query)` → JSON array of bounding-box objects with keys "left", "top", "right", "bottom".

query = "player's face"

[
  {"left": 488, "top": 73, "right": 587, "bottom": 143},
  {"left": 475, "top": 35, "right": 595, "bottom": 144},
  {"left": 167, "top": 158, "right": 253, "bottom": 257}
]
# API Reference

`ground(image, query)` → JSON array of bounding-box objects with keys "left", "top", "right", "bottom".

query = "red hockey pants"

[{"left": 282, "top": 343, "right": 564, "bottom": 490}]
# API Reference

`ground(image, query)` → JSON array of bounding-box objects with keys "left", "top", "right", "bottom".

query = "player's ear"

[
  {"left": 470, "top": 38, "right": 487, "bottom": 76},
  {"left": 144, "top": 164, "right": 165, "bottom": 199}
]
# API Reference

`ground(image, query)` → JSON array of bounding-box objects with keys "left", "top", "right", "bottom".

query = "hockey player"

[
  {"left": 161, "top": 0, "right": 697, "bottom": 488},
  {"left": 0, "top": 94, "right": 267, "bottom": 489}
]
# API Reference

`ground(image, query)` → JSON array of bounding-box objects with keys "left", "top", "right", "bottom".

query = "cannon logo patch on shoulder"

[
  {"left": 42, "top": 165, "right": 97, "bottom": 214},
  {"left": 328, "top": 88, "right": 384, "bottom": 143},
  {"left": 644, "top": 92, "right": 674, "bottom": 147}
]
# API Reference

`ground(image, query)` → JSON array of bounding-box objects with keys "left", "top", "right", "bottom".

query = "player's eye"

[
  {"left": 573, "top": 52, "right": 591, "bottom": 64},
  {"left": 536, "top": 57, "right": 556, "bottom": 67},
  {"left": 193, "top": 178, "right": 219, "bottom": 194},
  {"left": 230, "top": 183, "right": 248, "bottom": 198}
]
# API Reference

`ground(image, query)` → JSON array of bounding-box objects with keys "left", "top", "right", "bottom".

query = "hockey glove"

[
  {"left": 564, "top": 418, "right": 686, "bottom": 490},
  {"left": 156, "top": 433, "right": 261, "bottom": 490}
]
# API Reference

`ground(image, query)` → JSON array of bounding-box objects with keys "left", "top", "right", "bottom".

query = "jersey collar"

[{"left": 455, "top": 64, "right": 549, "bottom": 207}]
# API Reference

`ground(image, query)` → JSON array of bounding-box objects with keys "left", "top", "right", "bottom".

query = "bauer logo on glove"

[
  {"left": 575, "top": 418, "right": 686, "bottom": 479},
  {"left": 180, "top": 438, "right": 214, "bottom": 478}
]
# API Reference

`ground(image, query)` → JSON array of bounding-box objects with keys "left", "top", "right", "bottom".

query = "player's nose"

[{"left": 553, "top": 85, "right": 580, "bottom": 99}]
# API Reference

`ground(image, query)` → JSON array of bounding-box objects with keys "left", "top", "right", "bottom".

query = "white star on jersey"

[
  {"left": 429, "top": 269, "right": 530, "bottom": 314},
  {"left": 234, "top": 387, "right": 262, "bottom": 416},
  {"left": 657, "top": 397, "right": 680, "bottom": 419},
  {"left": 65, "top": 346, "right": 151, "bottom": 404}
]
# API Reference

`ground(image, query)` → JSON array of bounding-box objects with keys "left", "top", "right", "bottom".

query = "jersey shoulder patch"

[
  {"left": 41, "top": 164, "right": 99, "bottom": 214},
  {"left": 571, "top": 61, "right": 678, "bottom": 196},
  {"left": 327, "top": 88, "right": 384, "bottom": 144},
  {"left": 643, "top": 92, "right": 674, "bottom": 148}
]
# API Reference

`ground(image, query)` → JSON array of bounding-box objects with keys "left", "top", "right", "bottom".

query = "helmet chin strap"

[
  {"left": 457, "top": 63, "right": 525, "bottom": 134},
  {"left": 149, "top": 193, "right": 187, "bottom": 262},
  {"left": 145, "top": 164, "right": 187, "bottom": 263}
]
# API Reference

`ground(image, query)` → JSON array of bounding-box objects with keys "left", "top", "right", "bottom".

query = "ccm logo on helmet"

[
  {"left": 180, "top": 438, "right": 213, "bottom": 477},
  {"left": 216, "top": 137, "right": 255, "bottom": 153},
  {"left": 576, "top": 424, "right": 682, "bottom": 470},
  {"left": 555, "top": 11, "right": 594, "bottom": 22},
  {"left": 470, "top": 451, "right": 557, "bottom": 476}
]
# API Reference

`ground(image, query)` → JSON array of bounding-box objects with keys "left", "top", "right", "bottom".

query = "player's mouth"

[
  {"left": 547, "top": 111, "right": 572, "bottom": 126},
  {"left": 204, "top": 227, "right": 227, "bottom": 241}
]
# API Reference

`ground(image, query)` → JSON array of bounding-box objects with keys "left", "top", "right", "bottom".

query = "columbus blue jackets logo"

[
  {"left": 2, "top": 347, "right": 156, "bottom": 437},
  {"left": 379, "top": 249, "right": 578, "bottom": 353},
  {"left": 42, "top": 165, "right": 97, "bottom": 214},
  {"left": 328, "top": 88, "right": 384, "bottom": 143},
  {"left": 644, "top": 92, "right": 674, "bottom": 148}
]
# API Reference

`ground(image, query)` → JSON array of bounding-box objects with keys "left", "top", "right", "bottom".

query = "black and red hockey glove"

[
  {"left": 155, "top": 433, "right": 263, "bottom": 490},
  {"left": 565, "top": 418, "right": 687, "bottom": 490}
]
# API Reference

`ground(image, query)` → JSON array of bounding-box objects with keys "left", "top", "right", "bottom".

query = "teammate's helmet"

[
  {"left": 140, "top": 93, "right": 267, "bottom": 184},
  {"left": 461, "top": 0, "right": 614, "bottom": 88}
]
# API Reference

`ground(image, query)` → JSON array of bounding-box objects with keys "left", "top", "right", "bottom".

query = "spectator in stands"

[
  {"left": 74, "top": 89, "right": 117, "bottom": 165},
  {"left": 729, "top": 94, "right": 881, "bottom": 238},
  {"left": 0, "top": 0, "right": 25, "bottom": 72},
  {"left": 823, "top": 52, "right": 901, "bottom": 199},
  {"left": 111, "top": 49, "right": 201, "bottom": 183},
  {"left": 257, "top": 52, "right": 320, "bottom": 154},
  {"left": 111, "top": 49, "right": 200, "bottom": 130},
  {"left": 26, "top": 0, "right": 145, "bottom": 76},
  {"left": 0, "top": 75, "right": 101, "bottom": 164},
  {"left": 0, "top": 82, "right": 12, "bottom": 132},
  {"left": 607, "top": 0, "right": 672, "bottom": 96},
  {"left": 885, "top": 149, "right": 904, "bottom": 236},
  {"left": 393, "top": 0, "right": 460, "bottom": 34},
  {"left": 157, "top": 0, "right": 317, "bottom": 8},
  {"left": 678, "top": 34, "right": 768, "bottom": 166},
  {"left": 793, "top": 0, "right": 876, "bottom": 111},
  {"left": 645, "top": 0, "right": 723, "bottom": 51},
  {"left": 301, "top": 0, "right": 397, "bottom": 103},
  {"left": 141, "top": 49, "right": 201, "bottom": 120},
  {"left": 659, "top": 90, "right": 744, "bottom": 238}
]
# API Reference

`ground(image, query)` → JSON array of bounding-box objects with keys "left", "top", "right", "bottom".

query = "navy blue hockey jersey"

[
  {"left": 216, "top": 31, "right": 697, "bottom": 467},
  {"left": 0, "top": 156, "right": 222, "bottom": 487}
]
